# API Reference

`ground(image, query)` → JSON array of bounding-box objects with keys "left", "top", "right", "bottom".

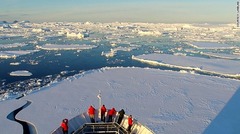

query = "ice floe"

[
  {"left": 10, "top": 62, "right": 21, "bottom": 66},
  {"left": 186, "top": 42, "right": 236, "bottom": 49},
  {"left": 36, "top": 44, "right": 97, "bottom": 50},
  {"left": 0, "top": 67, "right": 240, "bottom": 134},
  {"left": 133, "top": 53, "right": 240, "bottom": 77},
  {"left": 0, "top": 43, "right": 27, "bottom": 48},
  {"left": 10, "top": 70, "right": 32, "bottom": 76},
  {"left": 0, "top": 50, "right": 39, "bottom": 59},
  {"left": 101, "top": 46, "right": 137, "bottom": 57},
  {"left": 200, "top": 52, "right": 240, "bottom": 60}
]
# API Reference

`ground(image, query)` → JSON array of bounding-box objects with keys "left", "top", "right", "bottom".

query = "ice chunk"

[
  {"left": 10, "top": 70, "right": 32, "bottom": 76},
  {"left": 0, "top": 50, "right": 39, "bottom": 59},
  {"left": 0, "top": 43, "right": 27, "bottom": 48},
  {"left": 186, "top": 42, "right": 236, "bottom": 49}
]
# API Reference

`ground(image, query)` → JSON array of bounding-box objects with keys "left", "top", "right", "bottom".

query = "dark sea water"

[{"left": 0, "top": 34, "right": 238, "bottom": 99}]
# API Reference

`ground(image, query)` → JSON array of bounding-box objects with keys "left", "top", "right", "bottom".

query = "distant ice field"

[{"left": 0, "top": 22, "right": 240, "bottom": 100}]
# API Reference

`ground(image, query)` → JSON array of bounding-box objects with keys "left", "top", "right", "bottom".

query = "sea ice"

[
  {"left": 9, "top": 70, "right": 32, "bottom": 76},
  {"left": 187, "top": 42, "right": 236, "bottom": 49},
  {"left": 36, "top": 44, "right": 97, "bottom": 50},
  {"left": 133, "top": 53, "right": 240, "bottom": 76},
  {"left": 0, "top": 43, "right": 27, "bottom": 48},
  {"left": 200, "top": 52, "right": 240, "bottom": 60},
  {"left": 0, "top": 50, "right": 39, "bottom": 59},
  {"left": 0, "top": 67, "right": 239, "bottom": 134}
]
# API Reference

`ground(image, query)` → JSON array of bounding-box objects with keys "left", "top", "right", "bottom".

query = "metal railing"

[
  {"left": 73, "top": 122, "right": 128, "bottom": 134},
  {"left": 51, "top": 110, "right": 155, "bottom": 134}
]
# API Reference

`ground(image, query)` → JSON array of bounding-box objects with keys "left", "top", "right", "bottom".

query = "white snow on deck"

[{"left": 0, "top": 67, "right": 240, "bottom": 134}]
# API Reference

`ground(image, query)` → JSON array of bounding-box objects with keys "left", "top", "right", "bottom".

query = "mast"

[
  {"left": 97, "top": 90, "right": 101, "bottom": 119},
  {"left": 237, "top": 1, "right": 239, "bottom": 27}
]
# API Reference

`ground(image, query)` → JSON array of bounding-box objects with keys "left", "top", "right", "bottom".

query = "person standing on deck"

[
  {"left": 61, "top": 119, "right": 68, "bottom": 134},
  {"left": 101, "top": 105, "right": 107, "bottom": 122},
  {"left": 117, "top": 109, "right": 125, "bottom": 125},
  {"left": 108, "top": 107, "right": 116, "bottom": 122},
  {"left": 127, "top": 115, "right": 133, "bottom": 132},
  {"left": 88, "top": 105, "right": 95, "bottom": 123}
]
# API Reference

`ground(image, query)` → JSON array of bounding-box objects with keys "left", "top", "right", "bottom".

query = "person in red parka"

[
  {"left": 61, "top": 118, "right": 68, "bottom": 134},
  {"left": 108, "top": 107, "right": 116, "bottom": 122},
  {"left": 88, "top": 105, "right": 95, "bottom": 123},
  {"left": 127, "top": 115, "right": 133, "bottom": 132},
  {"left": 101, "top": 105, "right": 107, "bottom": 122}
]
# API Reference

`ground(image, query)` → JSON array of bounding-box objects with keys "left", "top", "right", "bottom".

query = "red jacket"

[
  {"left": 101, "top": 105, "right": 106, "bottom": 114},
  {"left": 61, "top": 121, "right": 68, "bottom": 131},
  {"left": 128, "top": 116, "right": 133, "bottom": 126},
  {"left": 108, "top": 108, "right": 116, "bottom": 116},
  {"left": 88, "top": 106, "right": 95, "bottom": 115}
]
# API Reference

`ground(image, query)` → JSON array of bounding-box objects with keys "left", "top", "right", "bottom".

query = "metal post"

[
  {"left": 237, "top": 1, "right": 239, "bottom": 27},
  {"left": 97, "top": 90, "right": 101, "bottom": 119},
  {"left": 98, "top": 90, "right": 101, "bottom": 109}
]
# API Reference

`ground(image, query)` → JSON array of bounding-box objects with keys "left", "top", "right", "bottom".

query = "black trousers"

[
  {"left": 108, "top": 115, "right": 113, "bottom": 122},
  {"left": 101, "top": 114, "right": 105, "bottom": 122},
  {"left": 62, "top": 128, "right": 68, "bottom": 134},
  {"left": 127, "top": 125, "right": 132, "bottom": 132},
  {"left": 117, "top": 116, "right": 123, "bottom": 124}
]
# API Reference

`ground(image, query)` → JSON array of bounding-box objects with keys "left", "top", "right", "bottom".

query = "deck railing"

[{"left": 51, "top": 109, "right": 155, "bottom": 134}]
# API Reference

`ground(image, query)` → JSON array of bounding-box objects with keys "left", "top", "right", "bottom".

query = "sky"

[
  {"left": 0, "top": 0, "right": 236, "bottom": 23},
  {"left": 0, "top": 0, "right": 237, "bottom": 23}
]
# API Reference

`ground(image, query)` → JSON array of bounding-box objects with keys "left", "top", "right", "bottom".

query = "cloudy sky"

[{"left": 0, "top": 0, "right": 236, "bottom": 23}]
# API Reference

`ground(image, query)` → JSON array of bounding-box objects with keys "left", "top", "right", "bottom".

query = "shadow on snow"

[{"left": 204, "top": 87, "right": 240, "bottom": 134}]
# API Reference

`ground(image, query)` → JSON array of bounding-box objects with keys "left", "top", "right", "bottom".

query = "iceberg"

[
  {"left": 66, "top": 32, "right": 84, "bottom": 39},
  {"left": 137, "top": 30, "right": 161, "bottom": 36}
]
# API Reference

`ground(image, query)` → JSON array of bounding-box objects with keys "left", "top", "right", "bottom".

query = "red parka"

[
  {"left": 108, "top": 108, "right": 116, "bottom": 116},
  {"left": 128, "top": 116, "right": 133, "bottom": 126},
  {"left": 101, "top": 105, "right": 107, "bottom": 114},
  {"left": 61, "top": 119, "right": 68, "bottom": 131},
  {"left": 88, "top": 105, "right": 95, "bottom": 115}
]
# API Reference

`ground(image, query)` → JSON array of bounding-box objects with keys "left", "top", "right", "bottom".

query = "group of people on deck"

[
  {"left": 60, "top": 104, "right": 133, "bottom": 134},
  {"left": 88, "top": 105, "right": 133, "bottom": 132}
]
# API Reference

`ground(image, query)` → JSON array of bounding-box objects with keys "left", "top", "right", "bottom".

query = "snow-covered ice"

[
  {"left": 186, "top": 42, "right": 236, "bottom": 49},
  {"left": 101, "top": 46, "right": 137, "bottom": 57},
  {"left": 36, "top": 44, "right": 97, "bottom": 50},
  {"left": 10, "top": 70, "right": 32, "bottom": 76},
  {"left": 0, "top": 50, "right": 39, "bottom": 59},
  {"left": 0, "top": 67, "right": 240, "bottom": 134},
  {"left": 200, "top": 52, "right": 240, "bottom": 60},
  {"left": 10, "top": 62, "right": 21, "bottom": 65},
  {"left": 133, "top": 53, "right": 240, "bottom": 76},
  {"left": 1, "top": 21, "right": 240, "bottom": 134},
  {"left": 0, "top": 43, "right": 27, "bottom": 48}
]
